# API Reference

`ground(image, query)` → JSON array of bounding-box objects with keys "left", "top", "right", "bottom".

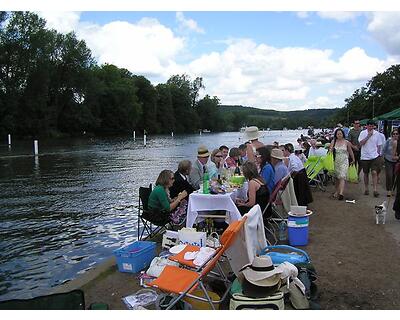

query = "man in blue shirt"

[{"left": 270, "top": 148, "right": 289, "bottom": 184}]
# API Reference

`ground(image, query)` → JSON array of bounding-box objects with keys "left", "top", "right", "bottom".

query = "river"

[{"left": 0, "top": 130, "right": 308, "bottom": 301}]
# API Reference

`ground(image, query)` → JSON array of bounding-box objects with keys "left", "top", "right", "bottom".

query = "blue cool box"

[
  {"left": 113, "top": 241, "right": 156, "bottom": 273},
  {"left": 288, "top": 216, "right": 309, "bottom": 246}
]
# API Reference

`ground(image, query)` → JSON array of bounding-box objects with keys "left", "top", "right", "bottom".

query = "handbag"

[
  {"left": 146, "top": 257, "right": 179, "bottom": 278},
  {"left": 206, "top": 232, "right": 221, "bottom": 248}
]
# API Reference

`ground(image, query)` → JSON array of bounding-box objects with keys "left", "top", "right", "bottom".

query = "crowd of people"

[
  {"left": 148, "top": 126, "right": 316, "bottom": 226},
  {"left": 296, "top": 120, "right": 400, "bottom": 220},
  {"left": 147, "top": 121, "right": 400, "bottom": 226}
]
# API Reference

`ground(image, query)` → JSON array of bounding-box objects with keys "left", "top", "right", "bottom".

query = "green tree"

[
  {"left": 196, "top": 95, "right": 220, "bottom": 131},
  {"left": 155, "top": 83, "right": 175, "bottom": 133},
  {"left": 132, "top": 75, "right": 159, "bottom": 133}
]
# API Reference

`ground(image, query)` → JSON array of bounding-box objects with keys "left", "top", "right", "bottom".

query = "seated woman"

[
  {"left": 208, "top": 149, "right": 224, "bottom": 179},
  {"left": 148, "top": 169, "right": 188, "bottom": 225},
  {"left": 256, "top": 146, "right": 275, "bottom": 194},
  {"left": 225, "top": 147, "right": 241, "bottom": 168},
  {"left": 235, "top": 162, "right": 271, "bottom": 217}
]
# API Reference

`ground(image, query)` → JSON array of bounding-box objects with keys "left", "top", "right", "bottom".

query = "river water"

[{"left": 0, "top": 130, "right": 307, "bottom": 301}]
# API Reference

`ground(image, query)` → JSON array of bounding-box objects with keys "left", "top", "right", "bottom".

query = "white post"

[
  {"left": 199, "top": 130, "right": 202, "bottom": 136},
  {"left": 171, "top": 132, "right": 174, "bottom": 137},
  {"left": 8, "top": 134, "right": 11, "bottom": 146},
  {"left": 133, "top": 131, "right": 136, "bottom": 140},
  {"left": 34, "top": 140, "right": 39, "bottom": 155},
  {"left": 143, "top": 133, "right": 147, "bottom": 147}
]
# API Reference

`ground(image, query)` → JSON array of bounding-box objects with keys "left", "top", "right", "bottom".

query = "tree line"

[
  {"left": 334, "top": 64, "right": 400, "bottom": 125},
  {"left": 0, "top": 11, "right": 222, "bottom": 138}
]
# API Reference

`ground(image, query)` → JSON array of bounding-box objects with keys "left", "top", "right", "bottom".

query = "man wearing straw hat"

[
  {"left": 189, "top": 145, "right": 210, "bottom": 190},
  {"left": 270, "top": 148, "right": 289, "bottom": 183},
  {"left": 243, "top": 126, "right": 264, "bottom": 163}
]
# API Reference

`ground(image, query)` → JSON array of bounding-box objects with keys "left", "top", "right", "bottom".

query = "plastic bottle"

[
  {"left": 278, "top": 221, "right": 287, "bottom": 242},
  {"left": 203, "top": 166, "right": 209, "bottom": 194}
]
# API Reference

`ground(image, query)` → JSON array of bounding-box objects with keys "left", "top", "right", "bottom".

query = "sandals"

[
  {"left": 338, "top": 194, "right": 344, "bottom": 201},
  {"left": 373, "top": 191, "right": 380, "bottom": 198}
]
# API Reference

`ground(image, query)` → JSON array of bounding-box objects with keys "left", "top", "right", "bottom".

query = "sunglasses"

[
  {"left": 215, "top": 155, "right": 223, "bottom": 157},
  {"left": 393, "top": 133, "right": 399, "bottom": 135}
]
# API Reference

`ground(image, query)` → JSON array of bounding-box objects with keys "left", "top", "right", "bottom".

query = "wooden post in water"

[
  {"left": 133, "top": 131, "right": 136, "bottom": 140},
  {"left": 171, "top": 132, "right": 174, "bottom": 137},
  {"left": 33, "top": 140, "right": 39, "bottom": 155},
  {"left": 143, "top": 131, "right": 147, "bottom": 147},
  {"left": 8, "top": 134, "right": 11, "bottom": 146}
]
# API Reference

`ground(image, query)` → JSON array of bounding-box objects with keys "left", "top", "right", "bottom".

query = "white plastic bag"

[{"left": 146, "top": 257, "right": 179, "bottom": 278}]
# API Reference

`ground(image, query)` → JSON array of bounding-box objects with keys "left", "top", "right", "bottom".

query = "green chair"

[{"left": 307, "top": 157, "right": 326, "bottom": 191}]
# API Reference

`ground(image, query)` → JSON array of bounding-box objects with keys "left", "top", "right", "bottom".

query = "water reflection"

[{"left": 0, "top": 131, "right": 305, "bottom": 301}]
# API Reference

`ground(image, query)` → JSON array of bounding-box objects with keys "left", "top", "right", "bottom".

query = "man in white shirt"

[
  {"left": 308, "top": 140, "right": 328, "bottom": 157},
  {"left": 358, "top": 120, "right": 384, "bottom": 197}
]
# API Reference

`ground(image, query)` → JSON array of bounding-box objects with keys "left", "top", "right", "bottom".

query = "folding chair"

[
  {"left": 307, "top": 157, "right": 326, "bottom": 191},
  {"left": 137, "top": 184, "right": 171, "bottom": 240},
  {"left": 145, "top": 218, "right": 247, "bottom": 310}
]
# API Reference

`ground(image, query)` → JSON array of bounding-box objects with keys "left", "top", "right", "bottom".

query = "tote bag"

[
  {"left": 323, "top": 152, "right": 334, "bottom": 172},
  {"left": 347, "top": 164, "right": 358, "bottom": 183}
]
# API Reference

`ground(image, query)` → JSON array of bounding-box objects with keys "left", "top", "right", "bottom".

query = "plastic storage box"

[{"left": 114, "top": 241, "right": 156, "bottom": 273}]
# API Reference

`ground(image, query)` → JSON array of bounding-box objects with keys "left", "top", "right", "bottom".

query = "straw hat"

[
  {"left": 197, "top": 145, "right": 210, "bottom": 157},
  {"left": 271, "top": 148, "right": 284, "bottom": 160},
  {"left": 244, "top": 126, "right": 261, "bottom": 141},
  {"left": 240, "top": 255, "right": 282, "bottom": 287}
]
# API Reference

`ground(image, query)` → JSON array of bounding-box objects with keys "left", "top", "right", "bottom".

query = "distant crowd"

[{"left": 146, "top": 121, "right": 400, "bottom": 225}]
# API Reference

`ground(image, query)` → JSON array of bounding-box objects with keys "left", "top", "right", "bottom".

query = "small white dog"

[{"left": 375, "top": 201, "right": 387, "bottom": 225}]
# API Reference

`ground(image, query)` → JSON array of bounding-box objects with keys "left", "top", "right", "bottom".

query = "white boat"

[
  {"left": 283, "top": 127, "right": 288, "bottom": 131},
  {"left": 202, "top": 129, "right": 211, "bottom": 133},
  {"left": 240, "top": 126, "right": 247, "bottom": 133},
  {"left": 297, "top": 126, "right": 303, "bottom": 130}
]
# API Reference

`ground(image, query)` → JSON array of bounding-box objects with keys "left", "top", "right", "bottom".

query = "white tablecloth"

[{"left": 186, "top": 192, "right": 242, "bottom": 228}]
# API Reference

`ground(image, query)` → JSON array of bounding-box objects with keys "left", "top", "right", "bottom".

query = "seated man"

[
  {"left": 189, "top": 145, "right": 210, "bottom": 190},
  {"left": 170, "top": 160, "right": 195, "bottom": 200}
]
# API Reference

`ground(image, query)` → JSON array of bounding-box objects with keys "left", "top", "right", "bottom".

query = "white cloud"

[
  {"left": 317, "top": 11, "right": 362, "bottom": 22},
  {"left": 79, "top": 18, "right": 185, "bottom": 78},
  {"left": 37, "top": 11, "right": 80, "bottom": 33},
  {"left": 367, "top": 12, "right": 400, "bottom": 56},
  {"left": 184, "top": 39, "right": 393, "bottom": 110},
  {"left": 176, "top": 12, "right": 205, "bottom": 34},
  {"left": 296, "top": 12, "right": 309, "bottom": 19},
  {"left": 33, "top": 12, "right": 400, "bottom": 111}
]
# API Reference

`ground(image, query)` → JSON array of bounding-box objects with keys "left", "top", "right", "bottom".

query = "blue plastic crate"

[{"left": 113, "top": 241, "right": 156, "bottom": 273}]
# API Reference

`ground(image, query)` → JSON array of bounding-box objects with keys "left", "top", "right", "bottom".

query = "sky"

[{"left": 4, "top": 2, "right": 400, "bottom": 112}]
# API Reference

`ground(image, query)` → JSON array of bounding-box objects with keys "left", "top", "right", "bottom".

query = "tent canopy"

[{"left": 374, "top": 107, "right": 400, "bottom": 120}]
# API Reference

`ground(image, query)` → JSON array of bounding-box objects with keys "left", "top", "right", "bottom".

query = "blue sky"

[{"left": 27, "top": 11, "right": 400, "bottom": 111}]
